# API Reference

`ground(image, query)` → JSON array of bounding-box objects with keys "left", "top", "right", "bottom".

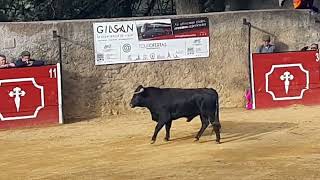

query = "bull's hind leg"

[
  {"left": 194, "top": 115, "right": 209, "bottom": 141},
  {"left": 209, "top": 115, "right": 221, "bottom": 144},
  {"left": 164, "top": 121, "right": 172, "bottom": 141},
  {"left": 213, "top": 123, "right": 221, "bottom": 144}
]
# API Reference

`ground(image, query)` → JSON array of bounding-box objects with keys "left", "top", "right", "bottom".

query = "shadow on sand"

[{"left": 168, "top": 120, "right": 296, "bottom": 144}]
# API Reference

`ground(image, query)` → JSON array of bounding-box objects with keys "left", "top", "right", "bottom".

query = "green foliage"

[{"left": 0, "top": 0, "right": 222, "bottom": 22}]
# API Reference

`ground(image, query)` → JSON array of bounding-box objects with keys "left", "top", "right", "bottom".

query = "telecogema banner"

[{"left": 93, "top": 17, "right": 209, "bottom": 65}]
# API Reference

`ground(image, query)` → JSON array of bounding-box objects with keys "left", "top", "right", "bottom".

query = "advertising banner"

[{"left": 93, "top": 17, "right": 209, "bottom": 65}]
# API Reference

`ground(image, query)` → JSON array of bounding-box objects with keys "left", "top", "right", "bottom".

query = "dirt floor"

[{"left": 1, "top": 105, "right": 320, "bottom": 180}]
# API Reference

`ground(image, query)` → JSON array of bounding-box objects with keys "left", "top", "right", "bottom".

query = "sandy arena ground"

[{"left": 1, "top": 105, "right": 320, "bottom": 180}]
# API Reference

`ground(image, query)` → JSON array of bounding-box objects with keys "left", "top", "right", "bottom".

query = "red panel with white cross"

[
  {"left": 0, "top": 64, "right": 63, "bottom": 129},
  {"left": 251, "top": 50, "right": 320, "bottom": 109}
]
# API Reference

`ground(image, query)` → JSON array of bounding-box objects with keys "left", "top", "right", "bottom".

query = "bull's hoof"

[
  {"left": 164, "top": 138, "right": 170, "bottom": 141},
  {"left": 194, "top": 138, "right": 199, "bottom": 142},
  {"left": 150, "top": 140, "right": 156, "bottom": 144},
  {"left": 216, "top": 141, "right": 221, "bottom": 144}
]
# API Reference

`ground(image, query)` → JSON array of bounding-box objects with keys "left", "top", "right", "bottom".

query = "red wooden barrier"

[
  {"left": 250, "top": 51, "right": 320, "bottom": 109},
  {"left": 0, "top": 64, "right": 63, "bottom": 129}
]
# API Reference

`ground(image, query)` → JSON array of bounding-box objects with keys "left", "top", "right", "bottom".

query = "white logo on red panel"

[
  {"left": 9, "top": 87, "right": 26, "bottom": 112},
  {"left": 0, "top": 78, "right": 44, "bottom": 121},
  {"left": 280, "top": 71, "right": 294, "bottom": 94},
  {"left": 265, "top": 64, "right": 309, "bottom": 101}
]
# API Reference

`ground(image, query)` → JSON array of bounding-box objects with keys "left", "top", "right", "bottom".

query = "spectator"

[
  {"left": 257, "top": 35, "right": 276, "bottom": 53},
  {"left": 245, "top": 88, "right": 252, "bottom": 110},
  {"left": 14, "top": 51, "right": 45, "bottom": 68},
  {"left": 310, "top": 43, "right": 319, "bottom": 50},
  {"left": 309, "top": 43, "right": 320, "bottom": 62},
  {"left": 301, "top": 43, "right": 319, "bottom": 51},
  {"left": 0, "top": 54, "right": 15, "bottom": 69},
  {"left": 279, "top": 0, "right": 319, "bottom": 13}
]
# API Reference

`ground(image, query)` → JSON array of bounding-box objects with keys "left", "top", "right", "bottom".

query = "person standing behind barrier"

[
  {"left": 301, "top": 43, "right": 319, "bottom": 51},
  {"left": 279, "top": 0, "right": 319, "bottom": 13},
  {"left": 301, "top": 43, "right": 320, "bottom": 61},
  {"left": 311, "top": 43, "right": 320, "bottom": 61},
  {"left": 0, "top": 54, "right": 15, "bottom": 68},
  {"left": 13, "top": 51, "right": 45, "bottom": 68},
  {"left": 257, "top": 35, "right": 276, "bottom": 53},
  {"left": 310, "top": 43, "right": 319, "bottom": 50}
]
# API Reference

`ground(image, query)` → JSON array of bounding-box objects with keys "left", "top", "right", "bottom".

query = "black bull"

[{"left": 129, "top": 85, "right": 221, "bottom": 144}]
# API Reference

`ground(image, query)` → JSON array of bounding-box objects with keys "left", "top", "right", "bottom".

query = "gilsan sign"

[
  {"left": 93, "top": 17, "right": 210, "bottom": 65},
  {"left": 96, "top": 23, "right": 134, "bottom": 34}
]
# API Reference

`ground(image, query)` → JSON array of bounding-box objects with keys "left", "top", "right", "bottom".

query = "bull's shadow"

[{"left": 169, "top": 120, "right": 296, "bottom": 144}]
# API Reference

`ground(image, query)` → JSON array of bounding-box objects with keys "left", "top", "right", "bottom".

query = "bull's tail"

[
  {"left": 215, "top": 93, "right": 220, "bottom": 126},
  {"left": 207, "top": 89, "right": 219, "bottom": 124}
]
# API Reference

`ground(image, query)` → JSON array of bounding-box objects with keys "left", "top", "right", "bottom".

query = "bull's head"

[{"left": 129, "top": 85, "right": 145, "bottom": 108}]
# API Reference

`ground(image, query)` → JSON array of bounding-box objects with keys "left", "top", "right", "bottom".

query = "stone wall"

[{"left": 0, "top": 9, "right": 319, "bottom": 121}]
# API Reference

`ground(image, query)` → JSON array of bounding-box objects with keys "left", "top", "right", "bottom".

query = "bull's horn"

[{"left": 134, "top": 88, "right": 144, "bottom": 94}]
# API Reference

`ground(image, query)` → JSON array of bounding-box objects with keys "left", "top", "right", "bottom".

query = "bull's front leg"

[
  {"left": 151, "top": 113, "right": 170, "bottom": 144},
  {"left": 151, "top": 121, "right": 165, "bottom": 144},
  {"left": 164, "top": 121, "right": 172, "bottom": 141}
]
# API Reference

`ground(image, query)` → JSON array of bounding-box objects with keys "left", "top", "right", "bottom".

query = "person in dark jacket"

[{"left": 14, "top": 51, "right": 45, "bottom": 68}]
